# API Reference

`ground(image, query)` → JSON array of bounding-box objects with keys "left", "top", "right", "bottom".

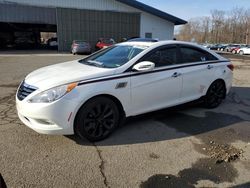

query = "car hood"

[{"left": 25, "top": 60, "right": 116, "bottom": 90}]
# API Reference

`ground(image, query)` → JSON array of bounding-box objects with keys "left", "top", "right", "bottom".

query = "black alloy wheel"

[
  {"left": 204, "top": 80, "right": 226, "bottom": 109},
  {"left": 75, "top": 97, "right": 120, "bottom": 141}
]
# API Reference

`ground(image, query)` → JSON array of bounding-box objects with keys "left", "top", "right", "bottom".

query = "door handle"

[
  {"left": 172, "top": 72, "right": 182, "bottom": 78},
  {"left": 207, "top": 65, "right": 214, "bottom": 69}
]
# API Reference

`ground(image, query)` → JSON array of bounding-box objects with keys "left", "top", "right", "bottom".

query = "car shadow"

[{"left": 66, "top": 86, "right": 250, "bottom": 146}]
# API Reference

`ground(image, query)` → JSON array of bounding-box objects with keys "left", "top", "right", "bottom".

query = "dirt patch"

[
  {"left": 149, "top": 153, "right": 160, "bottom": 159},
  {"left": 202, "top": 141, "right": 243, "bottom": 164}
]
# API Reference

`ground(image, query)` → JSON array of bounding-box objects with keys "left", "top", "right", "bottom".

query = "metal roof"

[{"left": 116, "top": 0, "right": 187, "bottom": 25}]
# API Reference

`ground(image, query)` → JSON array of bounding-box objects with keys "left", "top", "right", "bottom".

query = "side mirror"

[{"left": 132, "top": 61, "right": 155, "bottom": 72}]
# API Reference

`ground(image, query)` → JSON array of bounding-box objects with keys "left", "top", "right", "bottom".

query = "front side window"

[
  {"left": 142, "top": 47, "right": 178, "bottom": 67},
  {"left": 79, "top": 45, "right": 147, "bottom": 68},
  {"left": 180, "top": 47, "right": 217, "bottom": 64}
]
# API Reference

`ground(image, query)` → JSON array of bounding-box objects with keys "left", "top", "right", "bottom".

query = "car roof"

[
  {"left": 128, "top": 38, "right": 159, "bottom": 42},
  {"left": 119, "top": 40, "right": 202, "bottom": 47},
  {"left": 118, "top": 41, "right": 156, "bottom": 47},
  {"left": 118, "top": 40, "right": 226, "bottom": 60}
]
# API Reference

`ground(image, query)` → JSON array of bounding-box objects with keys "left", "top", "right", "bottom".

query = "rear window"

[
  {"left": 180, "top": 47, "right": 218, "bottom": 64},
  {"left": 75, "top": 41, "right": 87, "bottom": 44}
]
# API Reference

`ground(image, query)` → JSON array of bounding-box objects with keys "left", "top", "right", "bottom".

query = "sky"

[{"left": 137, "top": 0, "right": 250, "bottom": 21}]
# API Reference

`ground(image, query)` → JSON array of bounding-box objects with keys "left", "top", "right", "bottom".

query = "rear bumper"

[{"left": 73, "top": 47, "right": 91, "bottom": 53}]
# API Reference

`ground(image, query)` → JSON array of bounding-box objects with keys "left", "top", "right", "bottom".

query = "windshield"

[
  {"left": 75, "top": 41, "right": 87, "bottom": 44},
  {"left": 79, "top": 45, "right": 147, "bottom": 68}
]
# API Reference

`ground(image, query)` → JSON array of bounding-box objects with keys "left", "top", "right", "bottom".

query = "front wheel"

[
  {"left": 75, "top": 97, "right": 120, "bottom": 141},
  {"left": 203, "top": 80, "right": 226, "bottom": 109},
  {"left": 239, "top": 51, "right": 244, "bottom": 55}
]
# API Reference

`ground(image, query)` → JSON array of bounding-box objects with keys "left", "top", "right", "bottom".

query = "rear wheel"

[
  {"left": 203, "top": 80, "right": 226, "bottom": 109},
  {"left": 75, "top": 97, "right": 120, "bottom": 141}
]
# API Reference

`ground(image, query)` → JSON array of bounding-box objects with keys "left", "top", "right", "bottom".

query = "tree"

[{"left": 176, "top": 7, "right": 250, "bottom": 44}]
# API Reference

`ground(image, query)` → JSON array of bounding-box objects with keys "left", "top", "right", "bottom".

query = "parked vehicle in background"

[
  {"left": 128, "top": 38, "right": 159, "bottom": 42},
  {"left": 95, "top": 38, "right": 115, "bottom": 51},
  {"left": 225, "top": 44, "right": 240, "bottom": 52},
  {"left": 231, "top": 45, "right": 248, "bottom": 54},
  {"left": 47, "top": 37, "right": 58, "bottom": 49},
  {"left": 71, "top": 40, "right": 91, "bottom": 55},
  {"left": 16, "top": 41, "right": 233, "bottom": 141},
  {"left": 14, "top": 32, "right": 37, "bottom": 49},
  {"left": 202, "top": 43, "right": 212, "bottom": 48},
  {"left": 237, "top": 46, "right": 250, "bottom": 55},
  {"left": 0, "top": 32, "right": 14, "bottom": 49},
  {"left": 218, "top": 44, "right": 228, "bottom": 51},
  {"left": 208, "top": 44, "right": 223, "bottom": 51}
]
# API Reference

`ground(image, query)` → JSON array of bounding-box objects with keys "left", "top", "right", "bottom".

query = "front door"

[{"left": 130, "top": 45, "right": 183, "bottom": 115}]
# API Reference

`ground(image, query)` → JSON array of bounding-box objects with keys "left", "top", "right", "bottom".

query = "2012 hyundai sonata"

[{"left": 16, "top": 41, "right": 233, "bottom": 141}]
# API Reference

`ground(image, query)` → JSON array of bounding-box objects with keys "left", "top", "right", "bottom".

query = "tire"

[
  {"left": 239, "top": 50, "right": 244, "bottom": 55},
  {"left": 232, "top": 50, "right": 236, "bottom": 54},
  {"left": 75, "top": 97, "right": 120, "bottom": 141},
  {"left": 203, "top": 80, "right": 226, "bottom": 109}
]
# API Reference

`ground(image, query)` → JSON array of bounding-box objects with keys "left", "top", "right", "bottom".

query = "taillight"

[{"left": 227, "top": 64, "right": 234, "bottom": 71}]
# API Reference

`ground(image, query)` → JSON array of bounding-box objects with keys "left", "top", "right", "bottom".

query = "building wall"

[
  {"left": 140, "top": 12, "right": 174, "bottom": 40},
  {"left": 57, "top": 8, "right": 140, "bottom": 51},
  {"left": 1, "top": 0, "right": 175, "bottom": 40}
]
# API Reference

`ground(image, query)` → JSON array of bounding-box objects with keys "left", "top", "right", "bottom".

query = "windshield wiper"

[
  {"left": 82, "top": 60, "right": 104, "bottom": 68},
  {"left": 80, "top": 59, "right": 111, "bottom": 68}
]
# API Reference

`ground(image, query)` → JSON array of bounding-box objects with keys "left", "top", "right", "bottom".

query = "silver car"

[{"left": 71, "top": 40, "right": 91, "bottom": 55}]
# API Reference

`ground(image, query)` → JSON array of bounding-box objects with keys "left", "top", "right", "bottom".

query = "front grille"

[{"left": 17, "top": 81, "right": 38, "bottom": 101}]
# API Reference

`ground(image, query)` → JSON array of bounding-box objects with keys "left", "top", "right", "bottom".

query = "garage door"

[{"left": 57, "top": 8, "right": 140, "bottom": 51}]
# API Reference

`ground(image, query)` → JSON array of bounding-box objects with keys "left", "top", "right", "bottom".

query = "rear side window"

[
  {"left": 142, "top": 47, "right": 178, "bottom": 67},
  {"left": 180, "top": 47, "right": 217, "bottom": 64}
]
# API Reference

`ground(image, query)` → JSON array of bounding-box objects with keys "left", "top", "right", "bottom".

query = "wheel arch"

[
  {"left": 73, "top": 94, "right": 126, "bottom": 132},
  {"left": 206, "top": 79, "right": 227, "bottom": 99}
]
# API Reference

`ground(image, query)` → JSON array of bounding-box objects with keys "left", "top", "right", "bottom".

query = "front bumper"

[{"left": 16, "top": 95, "right": 77, "bottom": 135}]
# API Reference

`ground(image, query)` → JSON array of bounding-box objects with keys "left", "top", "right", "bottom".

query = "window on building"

[{"left": 145, "top": 33, "right": 152, "bottom": 39}]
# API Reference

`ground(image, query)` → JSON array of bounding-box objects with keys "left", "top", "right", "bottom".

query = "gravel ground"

[{"left": 0, "top": 52, "right": 249, "bottom": 188}]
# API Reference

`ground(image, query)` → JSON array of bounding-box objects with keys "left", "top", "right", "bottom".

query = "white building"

[{"left": 0, "top": 0, "right": 187, "bottom": 51}]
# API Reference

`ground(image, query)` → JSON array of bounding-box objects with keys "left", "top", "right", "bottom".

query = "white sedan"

[
  {"left": 16, "top": 41, "right": 233, "bottom": 141},
  {"left": 237, "top": 46, "right": 250, "bottom": 55}
]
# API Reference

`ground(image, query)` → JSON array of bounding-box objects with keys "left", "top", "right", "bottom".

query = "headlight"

[{"left": 28, "top": 83, "right": 77, "bottom": 103}]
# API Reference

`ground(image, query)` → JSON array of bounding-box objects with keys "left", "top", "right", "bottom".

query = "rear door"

[
  {"left": 178, "top": 45, "right": 219, "bottom": 102},
  {"left": 245, "top": 47, "right": 250, "bottom": 54},
  {"left": 130, "top": 45, "right": 183, "bottom": 115}
]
